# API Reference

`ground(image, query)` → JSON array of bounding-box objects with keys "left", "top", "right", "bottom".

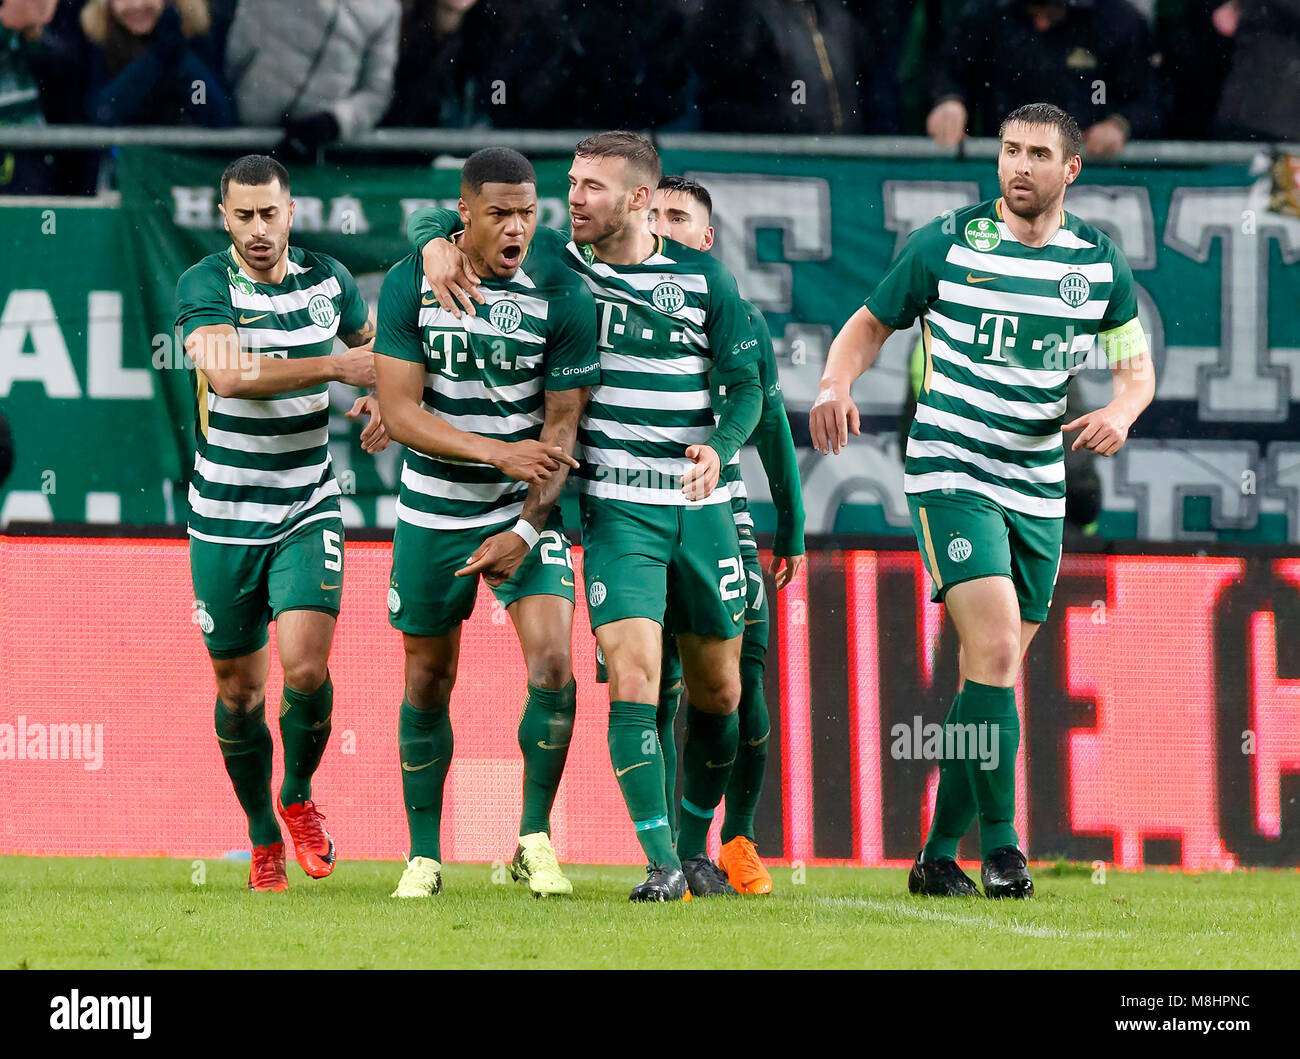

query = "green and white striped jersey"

[
  {"left": 405, "top": 211, "right": 761, "bottom": 508},
  {"left": 175, "top": 245, "right": 369, "bottom": 544},
  {"left": 557, "top": 228, "right": 760, "bottom": 507},
  {"left": 865, "top": 197, "right": 1145, "bottom": 520},
  {"left": 374, "top": 233, "right": 599, "bottom": 532}
]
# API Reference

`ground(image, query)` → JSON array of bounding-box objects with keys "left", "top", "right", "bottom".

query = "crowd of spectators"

[{"left": 1, "top": 0, "right": 1296, "bottom": 192}]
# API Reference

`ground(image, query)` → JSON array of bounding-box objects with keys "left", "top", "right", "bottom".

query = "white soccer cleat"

[
  {"left": 510, "top": 833, "right": 573, "bottom": 896},
  {"left": 391, "top": 855, "right": 443, "bottom": 898}
]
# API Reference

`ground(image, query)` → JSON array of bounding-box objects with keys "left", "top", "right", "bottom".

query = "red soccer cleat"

[
  {"left": 277, "top": 798, "right": 337, "bottom": 878},
  {"left": 248, "top": 842, "right": 289, "bottom": 892}
]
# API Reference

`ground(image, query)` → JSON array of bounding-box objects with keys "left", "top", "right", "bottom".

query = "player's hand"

[
  {"left": 682, "top": 444, "right": 721, "bottom": 501},
  {"left": 1083, "top": 119, "right": 1127, "bottom": 159},
  {"left": 809, "top": 381, "right": 860, "bottom": 455},
  {"left": 926, "top": 99, "right": 968, "bottom": 148},
  {"left": 768, "top": 553, "right": 804, "bottom": 591},
  {"left": 346, "top": 395, "right": 390, "bottom": 453},
  {"left": 422, "top": 238, "right": 484, "bottom": 318},
  {"left": 1063, "top": 407, "right": 1131, "bottom": 457},
  {"left": 334, "top": 346, "right": 376, "bottom": 388},
  {"left": 455, "top": 529, "right": 529, "bottom": 587},
  {"left": 492, "top": 439, "right": 578, "bottom": 484}
]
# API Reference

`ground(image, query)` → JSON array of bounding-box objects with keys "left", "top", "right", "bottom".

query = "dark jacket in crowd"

[
  {"left": 1215, "top": 0, "right": 1300, "bottom": 141},
  {"left": 83, "top": 0, "right": 236, "bottom": 127},
  {"left": 693, "top": 0, "right": 903, "bottom": 134},
  {"left": 484, "top": 0, "right": 691, "bottom": 130},
  {"left": 931, "top": 0, "right": 1162, "bottom": 139},
  {"left": 384, "top": 0, "right": 503, "bottom": 128}
]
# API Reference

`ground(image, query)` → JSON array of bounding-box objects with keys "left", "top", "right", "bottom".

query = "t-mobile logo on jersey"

[{"left": 976, "top": 312, "right": 1019, "bottom": 363}]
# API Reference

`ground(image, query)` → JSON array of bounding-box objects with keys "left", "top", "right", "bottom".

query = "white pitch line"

[{"left": 809, "top": 896, "right": 1117, "bottom": 940}]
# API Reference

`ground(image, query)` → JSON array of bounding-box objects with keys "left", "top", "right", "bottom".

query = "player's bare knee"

[
  {"left": 217, "top": 677, "right": 265, "bottom": 713},
  {"left": 691, "top": 676, "right": 741, "bottom": 715},
  {"left": 404, "top": 661, "right": 455, "bottom": 713},
  {"left": 969, "top": 633, "right": 1020, "bottom": 685},
  {"left": 525, "top": 648, "right": 572, "bottom": 691},
  {"left": 282, "top": 659, "right": 328, "bottom": 695}
]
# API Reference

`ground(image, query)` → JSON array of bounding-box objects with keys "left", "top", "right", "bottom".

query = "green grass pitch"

[{"left": 2, "top": 856, "right": 1296, "bottom": 969}]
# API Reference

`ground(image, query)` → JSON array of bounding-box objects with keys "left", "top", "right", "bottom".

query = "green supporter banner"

[{"left": 1, "top": 145, "right": 1297, "bottom": 541}]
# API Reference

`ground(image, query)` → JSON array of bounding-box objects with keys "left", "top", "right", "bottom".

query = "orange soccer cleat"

[
  {"left": 718, "top": 835, "right": 774, "bottom": 894},
  {"left": 277, "top": 798, "right": 337, "bottom": 879},
  {"left": 248, "top": 842, "right": 289, "bottom": 892}
]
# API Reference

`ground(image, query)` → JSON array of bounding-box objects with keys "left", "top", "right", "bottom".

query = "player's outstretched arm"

[
  {"left": 374, "top": 354, "right": 574, "bottom": 481},
  {"left": 186, "top": 324, "right": 373, "bottom": 399},
  {"left": 811, "top": 306, "right": 894, "bottom": 455},
  {"left": 457, "top": 385, "right": 590, "bottom": 587},
  {"left": 1063, "top": 337, "right": 1156, "bottom": 458}
]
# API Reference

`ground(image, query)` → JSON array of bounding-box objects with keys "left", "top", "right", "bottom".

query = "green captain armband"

[{"left": 1098, "top": 317, "right": 1148, "bottom": 367}]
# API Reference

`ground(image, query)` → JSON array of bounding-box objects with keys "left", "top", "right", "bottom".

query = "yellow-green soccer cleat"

[
  {"left": 391, "top": 855, "right": 443, "bottom": 898},
  {"left": 510, "top": 833, "right": 574, "bottom": 897}
]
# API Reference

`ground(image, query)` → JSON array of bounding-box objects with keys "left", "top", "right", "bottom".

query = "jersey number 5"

[{"left": 323, "top": 529, "right": 343, "bottom": 573}]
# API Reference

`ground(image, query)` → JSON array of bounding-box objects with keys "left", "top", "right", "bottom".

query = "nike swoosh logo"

[
  {"left": 748, "top": 731, "right": 770, "bottom": 747},
  {"left": 215, "top": 734, "right": 241, "bottom": 745},
  {"left": 537, "top": 740, "right": 570, "bottom": 751},
  {"left": 560, "top": 577, "right": 574, "bottom": 587},
  {"left": 311, "top": 719, "right": 331, "bottom": 729},
  {"left": 615, "top": 761, "right": 651, "bottom": 777},
  {"left": 320, "top": 582, "right": 341, "bottom": 591},
  {"left": 402, "top": 758, "right": 441, "bottom": 772},
  {"left": 238, "top": 312, "right": 270, "bottom": 323},
  {"left": 731, "top": 610, "right": 745, "bottom": 622},
  {"left": 705, "top": 757, "right": 736, "bottom": 769},
  {"left": 743, "top": 618, "right": 763, "bottom": 626},
  {"left": 421, "top": 294, "right": 440, "bottom": 305},
  {"left": 966, "top": 273, "right": 997, "bottom": 284}
]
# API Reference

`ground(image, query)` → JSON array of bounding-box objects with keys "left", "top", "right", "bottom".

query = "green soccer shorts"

[
  {"left": 387, "top": 509, "right": 574, "bottom": 638},
  {"left": 907, "top": 489, "right": 1063, "bottom": 624},
  {"left": 189, "top": 516, "right": 345, "bottom": 660},
  {"left": 579, "top": 496, "right": 746, "bottom": 641}
]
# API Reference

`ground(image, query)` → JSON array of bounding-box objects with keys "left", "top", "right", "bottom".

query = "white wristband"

[{"left": 510, "top": 519, "right": 541, "bottom": 550}]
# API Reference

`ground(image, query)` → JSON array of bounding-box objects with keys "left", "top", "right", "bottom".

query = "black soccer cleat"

[
  {"left": 981, "top": 846, "right": 1034, "bottom": 899},
  {"left": 629, "top": 864, "right": 689, "bottom": 902},
  {"left": 681, "top": 854, "right": 740, "bottom": 897},
  {"left": 907, "top": 850, "right": 980, "bottom": 897}
]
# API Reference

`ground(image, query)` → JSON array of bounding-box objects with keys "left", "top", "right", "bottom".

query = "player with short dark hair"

[
  {"left": 812, "top": 103, "right": 1154, "bottom": 898},
  {"left": 375, "top": 147, "right": 599, "bottom": 899},
  {"left": 408, "top": 131, "right": 764, "bottom": 902},
  {"left": 176, "top": 154, "right": 385, "bottom": 892},
  {"left": 640, "top": 175, "right": 805, "bottom": 894}
]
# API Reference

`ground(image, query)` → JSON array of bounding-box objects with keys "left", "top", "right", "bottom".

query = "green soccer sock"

[
  {"left": 721, "top": 651, "right": 768, "bottom": 844},
  {"left": 278, "top": 672, "right": 333, "bottom": 807},
  {"left": 399, "top": 699, "right": 454, "bottom": 861},
  {"left": 517, "top": 679, "right": 577, "bottom": 836},
  {"left": 608, "top": 700, "right": 679, "bottom": 869},
  {"left": 921, "top": 691, "right": 979, "bottom": 862},
  {"left": 657, "top": 678, "right": 682, "bottom": 844},
  {"left": 677, "top": 704, "right": 740, "bottom": 860},
  {"left": 959, "top": 680, "right": 1021, "bottom": 857},
  {"left": 214, "top": 698, "right": 281, "bottom": 848}
]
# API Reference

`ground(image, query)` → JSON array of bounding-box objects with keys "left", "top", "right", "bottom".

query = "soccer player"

[
  {"left": 811, "top": 103, "right": 1154, "bottom": 898},
  {"left": 176, "top": 154, "right": 385, "bottom": 892},
  {"left": 410, "top": 132, "right": 763, "bottom": 901},
  {"left": 374, "top": 148, "right": 599, "bottom": 900},
  {"left": 644, "top": 176, "right": 805, "bottom": 894}
]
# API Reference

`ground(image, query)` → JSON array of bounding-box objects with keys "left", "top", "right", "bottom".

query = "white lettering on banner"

[
  {"left": 0, "top": 289, "right": 81, "bottom": 397},
  {"left": 170, "top": 184, "right": 216, "bottom": 228},
  {"left": 88, "top": 291, "right": 153, "bottom": 398},
  {"left": 1164, "top": 187, "right": 1300, "bottom": 420}
]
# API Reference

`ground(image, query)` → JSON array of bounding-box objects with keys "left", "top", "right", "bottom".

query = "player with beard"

[
  {"left": 176, "top": 154, "right": 384, "bottom": 891},
  {"left": 408, "top": 132, "right": 762, "bottom": 901},
  {"left": 812, "top": 103, "right": 1154, "bottom": 899}
]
